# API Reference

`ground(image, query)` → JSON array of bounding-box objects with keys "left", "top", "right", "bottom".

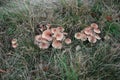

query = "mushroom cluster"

[
  {"left": 34, "top": 24, "right": 71, "bottom": 49},
  {"left": 75, "top": 23, "right": 101, "bottom": 43}
]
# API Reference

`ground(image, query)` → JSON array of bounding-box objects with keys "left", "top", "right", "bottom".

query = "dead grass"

[{"left": 0, "top": 0, "right": 120, "bottom": 80}]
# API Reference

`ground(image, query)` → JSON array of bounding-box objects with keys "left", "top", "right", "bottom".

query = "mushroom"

[
  {"left": 42, "top": 29, "right": 52, "bottom": 41},
  {"left": 91, "top": 23, "right": 98, "bottom": 29},
  {"left": 74, "top": 32, "right": 81, "bottom": 39},
  {"left": 11, "top": 39, "right": 18, "bottom": 48},
  {"left": 52, "top": 40, "right": 62, "bottom": 49},
  {"left": 84, "top": 29, "right": 93, "bottom": 35},
  {"left": 65, "top": 38, "right": 72, "bottom": 44},
  {"left": 39, "top": 42, "right": 50, "bottom": 49},
  {"left": 93, "top": 28, "right": 101, "bottom": 34},
  {"left": 57, "top": 26, "right": 64, "bottom": 32},
  {"left": 87, "top": 36, "right": 97, "bottom": 43},
  {"left": 34, "top": 35, "right": 42, "bottom": 42},
  {"left": 51, "top": 28, "right": 57, "bottom": 33},
  {"left": 11, "top": 39, "right": 17, "bottom": 44},
  {"left": 53, "top": 32, "right": 64, "bottom": 41},
  {"left": 80, "top": 33, "right": 87, "bottom": 41},
  {"left": 95, "top": 34, "right": 101, "bottom": 40},
  {"left": 12, "top": 43, "right": 18, "bottom": 48}
]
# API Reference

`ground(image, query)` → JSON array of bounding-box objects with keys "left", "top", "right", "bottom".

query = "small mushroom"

[
  {"left": 93, "top": 28, "right": 101, "bottom": 34},
  {"left": 80, "top": 33, "right": 87, "bottom": 41},
  {"left": 12, "top": 43, "right": 18, "bottom": 48},
  {"left": 91, "top": 23, "right": 98, "bottom": 29},
  {"left": 11, "top": 39, "right": 18, "bottom": 48},
  {"left": 57, "top": 26, "right": 64, "bottom": 32},
  {"left": 95, "top": 34, "right": 101, "bottom": 40},
  {"left": 65, "top": 38, "right": 72, "bottom": 44},
  {"left": 88, "top": 36, "right": 97, "bottom": 43},
  {"left": 11, "top": 39, "right": 17, "bottom": 44},
  {"left": 74, "top": 32, "right": 81, "bottom": 39},
  {"left": 52, "top": 40, "right": 62, "bottom": 49},
  {"left": 39, "top": 42, "right": 50, "bottom": 49}
]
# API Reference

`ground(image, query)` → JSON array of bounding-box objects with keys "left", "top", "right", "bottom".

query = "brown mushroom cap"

[
  {"left": 51, "top": 28, "right": 57, "bottom": 33},
  {"left": 87, "top": 36, "right": 97, "bottom": 43},
  {"left": 42, "top": 29, "right": 53, "bottom": 41},
  {"left": 93, "top": 28, "right": 101, "bottom": 34},
  {"left": 75, "top": 32, "right": 81, "bottom": 39},
  {"left": 52, "top": 40, "right": 62, "bottom": 49},
  {"left": 57, "top": 27, "right": 64, "bottom": 32},
  {"left": 35, "top": 35, "right": 42, "bottom": 42},
  {"left": 39, "top": 42, "right": 50, "bottom": 49},
  {"left": 80, "top": 33, "right": 87, "bottom": 41},
  {"left": 84, "top": 29, "right": 93, "bottom": 35},
  {"left": 12, "top": 43, "right": 18, "bottom": 48},
  {"left": 65, "top": 38, "right": 72, "bottom": 44},
  {"left": 95, "top": 34, "right": 101, "bottom": 40},
  {"left": 53, "top": 32, "right": 64, "bottom": 41},
  {"left": 75, "top": 32, "right": 87, "bottom": 41},
  {"left": 91, "top": 23, "right": 98, "bottom": 29},
  {"left": 11, "top": 39, "right": 17, "bottom": 44}
]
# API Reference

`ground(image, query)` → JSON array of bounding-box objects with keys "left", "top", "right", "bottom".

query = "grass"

[{"left": 0, "top": 0, "right": 120, "bottom": 80}]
